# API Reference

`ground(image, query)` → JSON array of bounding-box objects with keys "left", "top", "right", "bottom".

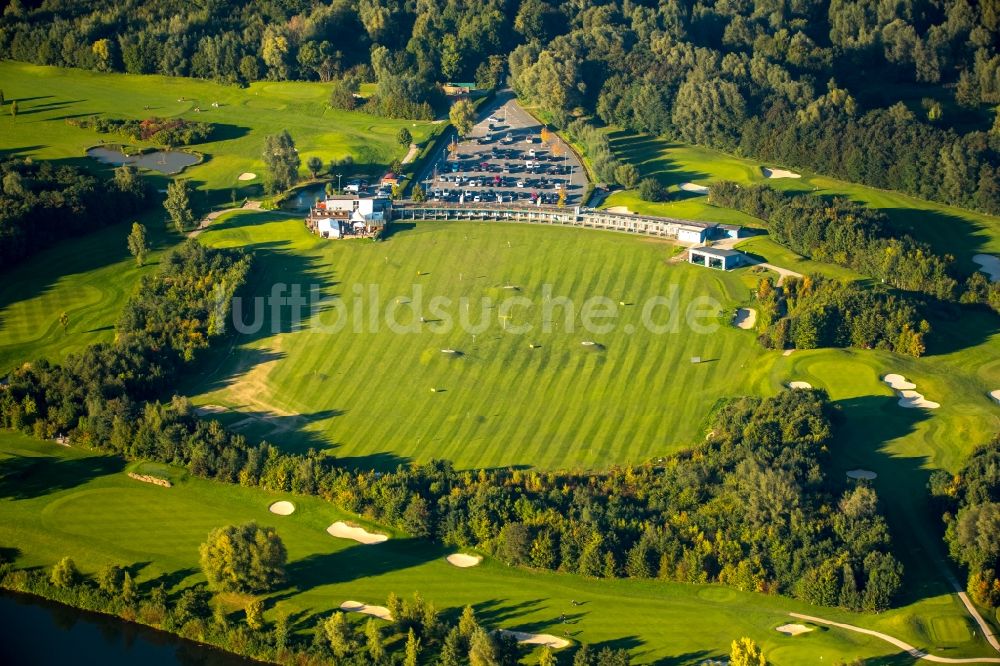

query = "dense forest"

[
  {"left": 930, "top": 435, "right": 1000, "bottom": 609},
  {"left": 0, "top": 240, "right": 903, "bottom": 613},
  {"left": 3, "top": 0, "right": 998, "bottom": 214},
  {"left": 752, "top": 274, "right": 931, "bottom": 356},
  {"left": 710, "top": 182, "right": 961, "bottom": 300},
  {"left": 0, "top": 156, "right": 148, "bottom": 270}
]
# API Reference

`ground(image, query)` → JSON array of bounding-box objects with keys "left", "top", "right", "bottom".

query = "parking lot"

[{"left": 415, "top": 90, "right": 589, "bottom": 206}]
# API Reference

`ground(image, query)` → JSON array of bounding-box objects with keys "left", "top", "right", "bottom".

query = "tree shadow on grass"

[
  {"left": 829, "top": 395, "right": 952, "bottom": 606},
  {"left": 141, "top": 567, "right": 199, "bottom": 595},
  {"left": 606, "top": 130, "right": 712, "bottom": 187},
  {"left": 651, "top": 650, "right": 718, "bottom": 665},
  {"left": 279, "top": 538, "right": 439, "bottom": 598},
  {"left": 0, "top": 451, "right": 123, "bottom": 500}
]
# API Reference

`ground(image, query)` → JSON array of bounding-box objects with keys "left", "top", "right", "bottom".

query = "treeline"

[
  {"left": 754, "top": 275, "right": 930, "bottom": 357},
  {"left": 929, "top": 435, "right": 1000, "bottom": 609},
  {"left": 0, "top": 157, "right": 148, "bottom": 270},
  {"left": 711, "top": 181, "right": 961, "bottom": 301},
  {"left": 0, "top": 240, "right": 251, "bottom": 439},
  {"left": 0, "top": 559, "right": 630, "bottom": 666},
  {"left": 4, "top": 1, "right": 998, "bottom": 212},
  {"left": 0, "top": 323, "right": 906, "bottom": 614},
  {"left": 66, "top": 116, "right": 214, "bottom": 146}
]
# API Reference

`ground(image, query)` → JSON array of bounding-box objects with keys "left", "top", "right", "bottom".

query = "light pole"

[{"left": 336, "top": 173, "right": 342, "bottom": 193}]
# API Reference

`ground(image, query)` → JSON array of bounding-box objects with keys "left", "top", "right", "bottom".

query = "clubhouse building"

[{"left": 306, "top": 195, "right": 391, "bottom": 239}]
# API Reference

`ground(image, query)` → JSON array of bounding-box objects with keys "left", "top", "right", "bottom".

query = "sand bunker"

[
  {"left": 497, "top": 630, "right": 570, "bottom": 649},
  {"left": 762, "top": 167, "right": 801, "bottom": 179},
  {"left": 340, "top": 601, "right": 392, "bottom": 621},
  {"left": 237, "top": 172, "right": 257, "bottom": 181},
  {"left": 679, "top": 182, "right": 709, "bottom": 194},
  {"left": 269, "top": 500, "right": 295, "bottom": 515},
  {"left": 776, "top": 623, "right": 814, "bottom": 636},
  {"left": 990, "top": 389, "right": 1000, "bottom": 405},
  {"left": 782, "top": 349, "right": 795, "bottom": 356},
  {"left": 973, "top": 254, "right": 1000, "bottom": 282},
  {"left": 194, "top": 404, "right": 227, "bottom": 416},
  {"left": 897, "top": 390, "right": 941, "bottom": 410},
  {"left": 733, "top": 308, "right": 757, "bottom": 330},
  {"left": 788, "top": 381, "right": 812, "bottom": 389},
  {"left": 327, "top": 521, "right": 388, "bottom": 544},
  {"left": 846, "top": 469, "right": 877, "bottom": 481},
  {"left": 882, "top": 374, "right": 939, "bottom": 409},
  {"left": 605, "top": 206, "right": 632, "bottom": 214},
  {"left": 882, "top": 374, "right": 916, "bottom": 390},
  {"left": 446, "top": 553, "right": 482, "bottom": 568}
]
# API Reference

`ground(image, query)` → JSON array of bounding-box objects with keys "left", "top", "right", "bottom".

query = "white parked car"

[{"left": 516, "top": 180, "right": 525, "bottom": 188}]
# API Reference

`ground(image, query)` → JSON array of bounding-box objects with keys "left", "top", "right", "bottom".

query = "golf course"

[{"left": 1, "top": 49, "right": 1000, "bottom": 665}]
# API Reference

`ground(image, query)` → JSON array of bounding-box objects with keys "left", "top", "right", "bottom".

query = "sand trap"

[
  {"left": 776, "top": 623, "right": 814, "bottom": 636},
  {"left": 762, "top": 167, "right": 801, "bottom": 179},
  {"left": 847, "top": 469, "right": 877, "bottom": 481},
  {"left": 990, "top": 390, "right": 1000, "bottom": 405},
  {"left": 679, "top": 182, "right": 709, "bottom": 194},
  {"left": 973, "top": 254, "right": 1000, "bottom": 282},
  {"left": 269, "top": 500, "right": 295, "bottom": 515},
  {"left": 497, "top": 630, "right": 570, "bottom": 649},
  {"left": 446, "top": 553, "right": 482, "bottom": 568},
  {"left": 882, "top": 374, "right": 916, "bottom": 390},
  {"left": 733, "top": 308, "right": 756, "bottom": 330},
  {"left": 782, "top": 349, "right": 795, "bottom": 356},
  {"left": 326, "top": 521, "right": 388, "bottom": 544},
  {"left": 340, "top": 601, "right": 392, "bottom": 621},
  {"left": 605, "top": 206, "right": 632, "bottom": 214},
  {"left": 882, "top": 374, "right": 939, "bottom": 409},
  {"left": 194, "top": 404, "right": 227, "bottom": 416},
  {"left": 788, "top": 381, "right": 812, "bottom": 389},
  {"left": 237, "top": 172, "right": 257, "bottom": 181},
  {"left": 897, "top": 389, "right": 940, "bottom": 410}
]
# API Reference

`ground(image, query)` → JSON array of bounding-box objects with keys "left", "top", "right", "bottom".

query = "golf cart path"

[
  {"left": 945, "top": 567, "right": 1000, "bottom": 653},
  {"left": 710, "top": 236, "right": 803, "bottom": 285},
  {"left": 189, "top": 200, "right": 261, "bottom": 237},
  {"left": 789, "top": 613, "right": 1000, "bottom": 663},
  {"left": 402, "top": 143, "right": 420, "bottom": 165}
]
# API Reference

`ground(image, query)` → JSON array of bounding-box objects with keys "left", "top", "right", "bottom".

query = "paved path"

[
  {"left": 401, "top": 143, "right": 420, "bottom": 165},
  {"left": 789, "top": 613, "right": 1000, "bottom": 664},
  {"left": 710, "top": 236, "right": 803, "bottom": 285},
  {"left": 189, "top": 200, "right": 261, "bottom": 237}
]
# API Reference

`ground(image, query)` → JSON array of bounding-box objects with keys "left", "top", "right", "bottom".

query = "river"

[{"left": 0, "top": 590, "right": 261, "bottom": 666}]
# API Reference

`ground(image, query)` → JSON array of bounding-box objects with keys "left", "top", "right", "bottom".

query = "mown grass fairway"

[
  {"left": 187, "top": 213, "right": 998, "bottom": 476},
  {"left": 2, "top": 432, "right": 997, "bottom": 665},
  {"left": 602, "top": 130, "right": 1000, "bottom": 273},
  {"left": 0, "top": 217, "right": 177, "bottom": 373},
  {"left": 188, "top": 213, "right": 772, "bottom": 470},
  {"left": 0, "top": 62, "right": 439, "bottom": 200}
]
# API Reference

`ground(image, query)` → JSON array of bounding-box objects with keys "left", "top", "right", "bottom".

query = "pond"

[
  {"left": 0, "top": 590, "right": 259, "bottom": 666},
  {"left": 281, "top": 184, "right": 328, "bottom": 212},
  {"left": 87, "top": 146, "right": 200, "bottom": 175}
]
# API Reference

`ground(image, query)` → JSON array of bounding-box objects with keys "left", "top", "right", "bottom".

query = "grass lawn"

[
  {"left": 187, "top": 213, "right": 773, "bottom": 470},
  {"left": 0, "top": 213, "right": 180, "bottom": 374},
  {"left": 185, "top": 212, "right": 998, "bottom": 476},
  {"left": 0, "top": 61, "right": 441, "bottom": 205},
  {"left": 602, "top": 129, "right": 1000, "bottom": 273},
  {"left": 734, "top": 237, "right": 869, "bottom": 283},
  {"left": 2, "top": 432, "right": 998, "bottom": 665}
]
